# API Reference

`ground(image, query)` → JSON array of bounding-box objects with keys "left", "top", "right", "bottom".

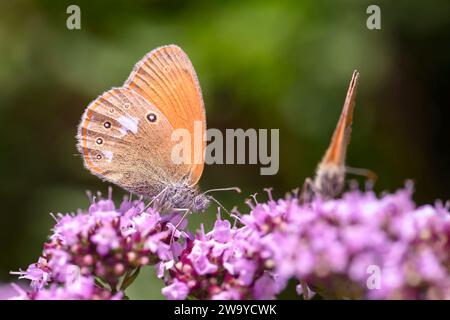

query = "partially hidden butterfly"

[
  {"left": 77, "top": 45, "right": 211, "bottom": 213},
  {"left": 312, "top": 70, "right": 360, "bottom": 199}
]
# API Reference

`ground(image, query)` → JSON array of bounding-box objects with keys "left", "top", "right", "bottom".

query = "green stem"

[{"left": 120, "top": 267, "right": 141, "bottom": 291}]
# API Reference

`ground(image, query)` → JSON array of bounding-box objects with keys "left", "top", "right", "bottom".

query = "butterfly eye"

[
  {"left": 147, "top": 113, "right": 157, "bottom": 123},
  {"left": 104, "top": 121, "right": 111, "bottom": 129},
  {"left": 96, "top": 154, "right": 102, "bottom": 160},
  {"left": 96, "top": 138, "right": 103, "bottom": 145}
]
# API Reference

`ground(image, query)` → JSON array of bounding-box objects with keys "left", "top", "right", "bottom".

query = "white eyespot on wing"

[
  {"left": 102, "top": 150, "right": 113, "bottom": 162},
  {"left": 117, "top": 116, "right": 139, "bottom": 134},
  {"left": 118, "top": 127, "right": 127, "bottom": 137}
]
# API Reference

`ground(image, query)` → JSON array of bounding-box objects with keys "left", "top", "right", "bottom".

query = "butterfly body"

[
  {"left": 77, "top": 45, "right": 209, "bottom": 213},
  {"left": 314, "top": 163, "right": 346, "bottom": 199}
]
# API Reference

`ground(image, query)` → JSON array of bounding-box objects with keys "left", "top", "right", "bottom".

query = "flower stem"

[{"left": 120, "top": 267, "right": 141, "bottom": 291}]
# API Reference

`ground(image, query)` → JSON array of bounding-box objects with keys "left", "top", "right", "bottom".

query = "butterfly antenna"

[
  {"left": 202, "top": 187, "right": 241, "bottom": 196},
  {"left": 208, "top": 195, "right": 233, "bottom": 217}
]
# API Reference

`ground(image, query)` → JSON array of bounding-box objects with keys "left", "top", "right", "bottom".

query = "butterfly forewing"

[
  {"left": 320, "top": 70, "right": 359, "bottom": 167},
  {"left": 77, "top": 87, "right": 193, "bottom": 196},
  {"left": 124, "top": 45, "right": 206, "bottom": 185}
]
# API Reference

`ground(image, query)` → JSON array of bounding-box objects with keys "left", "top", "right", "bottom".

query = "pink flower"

[{"left": 162, "top": 279, "right": 189, "bottom": 300}]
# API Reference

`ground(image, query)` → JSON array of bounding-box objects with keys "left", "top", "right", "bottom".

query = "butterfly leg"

[
  {"left": 144, "top": 186, "right": 169, "bottom": 211},
  {"left": 345, "top": 166, "right": 378, "bottom": 182},
  {"left": 169, "top": 208, "right": 191, "bottom": 245}
]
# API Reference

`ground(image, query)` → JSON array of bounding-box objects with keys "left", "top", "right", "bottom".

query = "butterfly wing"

[
  {"left": 77, "top": 87, "right": 192, "bottom": 197},
  {"left": 313, "top": 70, "right": 359, "bottom": 199},
  {"left": 320, "top": 70, "right": 359, "bottom": 167},
  {"left": 124, "top": 45, "right": 206, "bottom": 186}
]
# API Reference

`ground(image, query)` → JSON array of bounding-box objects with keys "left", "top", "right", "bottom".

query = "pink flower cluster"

[
  {"left": 9, "top": 183, "right": 450, "bottom": 300},
  {"left": 160, "top": 217, "right": 281, "bottom": 300},
  {"left": 11, "top": 190, "right": 182, "bottom": 300},
  {"left": 243, "top": 184, "right": 450, "bottom": 299}
]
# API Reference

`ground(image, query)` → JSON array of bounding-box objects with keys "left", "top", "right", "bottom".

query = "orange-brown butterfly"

[
  {"left": 77, "top": 45, "right": 212, "bottom": 213},
  {"left": 302, "top": 70, "right": 373, "bottom": 201}
]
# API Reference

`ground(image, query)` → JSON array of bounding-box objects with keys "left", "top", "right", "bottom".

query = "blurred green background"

[{"left": 0, "top": 0, "right": 449, "bottom": 299}]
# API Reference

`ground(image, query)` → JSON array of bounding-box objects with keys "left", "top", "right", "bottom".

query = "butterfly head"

[{"left": 193, "top": 193, "right": 211, "bottom": 213}]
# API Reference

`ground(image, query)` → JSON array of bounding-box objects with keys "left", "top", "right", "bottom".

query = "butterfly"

[
  {"left": 77, "top": 45, "right": 212, "bottom": 213},
  {"left": 301, "top": 70, "right": 372, "bottom": 201}
]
